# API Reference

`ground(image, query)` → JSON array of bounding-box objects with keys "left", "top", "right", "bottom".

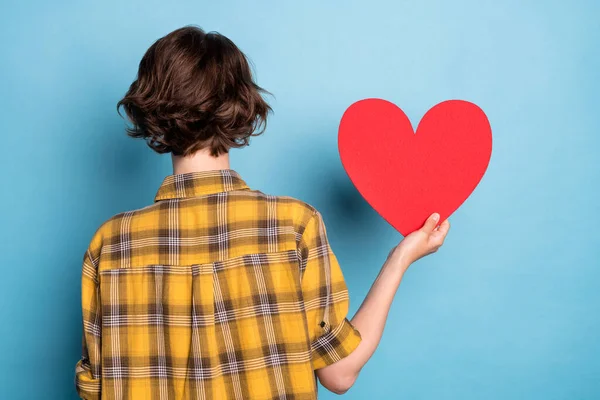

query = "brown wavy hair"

[{"left": 117, "top": 26, "right": 272, "bottom": 157}]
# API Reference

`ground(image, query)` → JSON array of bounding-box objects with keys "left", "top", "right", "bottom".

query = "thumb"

[{"left": 421, "top": 213, "right": 440, "bottom": 233}]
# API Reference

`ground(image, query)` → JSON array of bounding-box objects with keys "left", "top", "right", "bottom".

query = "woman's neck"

[{"left": 171, "top": 148, "right": 231, "bottom": 174}]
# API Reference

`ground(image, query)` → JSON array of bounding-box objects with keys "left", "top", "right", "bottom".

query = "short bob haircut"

[{"left": 118, "top": 26, "right": 271, "bottom": 157}]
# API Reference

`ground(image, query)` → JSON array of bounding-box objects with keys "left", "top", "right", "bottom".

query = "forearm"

[
  {"left": 316, "top": 214, "right": 449, "bottom": 394},
  {"left": 316, "top": 250, "right": 411, "bottom": 389},
  {"left": 347, "top": 255, "right": 409, "bottom": 373}
]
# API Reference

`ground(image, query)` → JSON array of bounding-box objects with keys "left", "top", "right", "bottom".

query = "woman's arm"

[{"left": 316, "top": 213, "right": 450, "bottom": 394}]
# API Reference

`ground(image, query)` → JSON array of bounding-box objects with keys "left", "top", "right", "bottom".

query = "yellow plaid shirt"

[{"left": 75, "top": 169, "right": 361, "bottom": 399}]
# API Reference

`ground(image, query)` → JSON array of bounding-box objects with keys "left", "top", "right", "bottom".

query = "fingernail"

[{"left": 432, "top": 213, "right": 440, "bottom": 222}]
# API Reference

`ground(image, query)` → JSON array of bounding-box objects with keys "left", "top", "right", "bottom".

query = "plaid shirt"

[{"left": 75, "top": 169, "right": 361, "bottom": 399}]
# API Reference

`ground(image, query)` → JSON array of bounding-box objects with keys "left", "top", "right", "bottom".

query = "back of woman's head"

[{"left": 118, "top": 26, "right": 271, "bottom": 157}]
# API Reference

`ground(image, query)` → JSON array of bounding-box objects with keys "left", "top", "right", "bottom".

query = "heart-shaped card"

[{"left": 338, "top": 98, "right": 492, "bottom": 236}]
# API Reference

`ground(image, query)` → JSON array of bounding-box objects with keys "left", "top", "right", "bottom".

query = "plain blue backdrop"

[{"left": 1, "top": 0, "right": 599, "bottom": 398}]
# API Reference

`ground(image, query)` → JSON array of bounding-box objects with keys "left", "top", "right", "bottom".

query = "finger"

[
  {"left": 421, "top": 213, "right": 440, "bottom": 233},
  {"left": 432, "top": 220, "right": 450, "bottom": 240}
]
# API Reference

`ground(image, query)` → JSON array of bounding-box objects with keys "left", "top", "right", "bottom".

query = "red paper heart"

[{"left": 338, "top": 98, "right": 492, "bottom": 236}]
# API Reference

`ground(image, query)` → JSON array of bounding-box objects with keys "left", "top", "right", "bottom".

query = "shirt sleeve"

[
  {"left": 298, "top": 210, "right": 361, "bottom": 370},
  {"left": 75, "top": 244, "right": 102, "bottom": 399}
]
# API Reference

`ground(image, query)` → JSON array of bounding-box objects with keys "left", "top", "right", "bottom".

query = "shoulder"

[
  {"left": 246, "top": 189, "right": 323, "bottom": 235},
  {"left": 84, "top": 202, "right": 161, "bottom": 258}
]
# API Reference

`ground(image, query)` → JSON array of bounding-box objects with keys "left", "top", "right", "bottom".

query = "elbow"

[
  {"left": 330, "top": 386, "right": 350, "bottom": 396},
  {"left": 321, "top": 372, "right": 358, "bottom": 395}
]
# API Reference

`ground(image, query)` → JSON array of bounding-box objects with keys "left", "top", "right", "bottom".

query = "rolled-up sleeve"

[
  {"left": 298, "top": 211, "right": 361, "bottom": 370},
  {"left": 75, "top": 246, "right": 102, "bottom": 399}
]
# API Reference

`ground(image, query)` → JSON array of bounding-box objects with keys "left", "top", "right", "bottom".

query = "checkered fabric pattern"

[{"left": 75, "top": 169, "right": 361, "bottom": 399}]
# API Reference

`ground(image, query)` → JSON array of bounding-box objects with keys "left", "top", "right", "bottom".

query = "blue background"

[{"left": 1, "top": 1, "right": 599, "bottom": 399}]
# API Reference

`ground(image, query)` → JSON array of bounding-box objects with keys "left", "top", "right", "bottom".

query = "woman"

[{"left": 75, "top": 25, "right": 450, "bottom": 399}]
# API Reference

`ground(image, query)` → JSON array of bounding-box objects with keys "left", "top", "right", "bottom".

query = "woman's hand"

[{"left": 388, "top": 213, "right": 451, "bottom": 269}]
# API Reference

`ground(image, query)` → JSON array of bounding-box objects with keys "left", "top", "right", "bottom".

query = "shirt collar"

[{"left": 154, "top": 169, "right": 250, "bottom": 202}]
